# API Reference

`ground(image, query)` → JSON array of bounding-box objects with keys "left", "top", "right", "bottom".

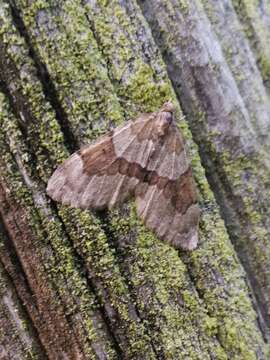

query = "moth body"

[{"left": 47, "top": 101, "right": 200, "bottom": 250}]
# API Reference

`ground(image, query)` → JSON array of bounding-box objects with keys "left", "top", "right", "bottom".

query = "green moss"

[
  {"left": 0, "top": 240, "right": 43, "bottom": 358},
  {"left": 231, "top": 0, "right": 270, "bottom": 86},
  {"left": 58, "top": 206, "right": 157, "bottom": 358},
  {"left": 203, "top": 315, "right": 218, "bottom": 337},
  {"left": 219, "top": 318, "right": 255, "bottom": 360},
  {"left": 18, "top": 0, "right": 123, "bottom": 140},
  {"left": 4, "top": 0, "right": 269, "bottom": 357},
  {"left": 107, "top": 205, "right": 231, "bottom": 358},
  {"left": 118, "top": 61, "right": 172, "bottom": 112},
  {"left": 0, "top": 2, "right": 67, "bottom": 176},
  {"left": 205, "top": 143, "right": 270, "bottom": 270},
  {"left": 259, "top": 53, "right": 270, "bottom": 80},
  {"left": 0, "top": 82, "right": 118, "bottom": 358}
]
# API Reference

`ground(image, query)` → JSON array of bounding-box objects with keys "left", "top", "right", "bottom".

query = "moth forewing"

[{"left": 46, "top": 102, "right": 200, "bottom": 250}]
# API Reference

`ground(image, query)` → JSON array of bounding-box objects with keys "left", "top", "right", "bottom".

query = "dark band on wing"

[{"left": 80, "top": 134, "right": 196, "bottom": 214}]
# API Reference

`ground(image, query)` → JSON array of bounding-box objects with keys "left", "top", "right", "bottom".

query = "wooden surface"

[{"left": 0, "top": 0, "right": 269, "bottom": 359}]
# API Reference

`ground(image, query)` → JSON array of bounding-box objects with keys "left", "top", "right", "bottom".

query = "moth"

[{"left": 47, "top": 102, "right": 200, "bottom": 250}]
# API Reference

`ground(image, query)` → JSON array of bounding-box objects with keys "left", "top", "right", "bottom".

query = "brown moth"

[{"left": 47, "top": 102, "right": 200, "bottom": 250}]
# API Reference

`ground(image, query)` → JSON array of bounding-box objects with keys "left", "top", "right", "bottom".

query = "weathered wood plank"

[
  {"left": 0, "top": 0, "right": 268, "bottom": 358},
  {"left": 138, "top": 0, "right": 270, "bottom": 339}
]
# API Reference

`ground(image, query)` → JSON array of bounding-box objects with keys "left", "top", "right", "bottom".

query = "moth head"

[
  {"left": 160, "top": 101, "right": 175, "bottom": 114},
  {"left": 156, "top": 101, "right": 175, "bottom": 136}
]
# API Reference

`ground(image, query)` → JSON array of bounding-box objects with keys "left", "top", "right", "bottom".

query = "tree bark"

[{"left": 0, "top": 0, "right": 269, "bottom": 359}]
